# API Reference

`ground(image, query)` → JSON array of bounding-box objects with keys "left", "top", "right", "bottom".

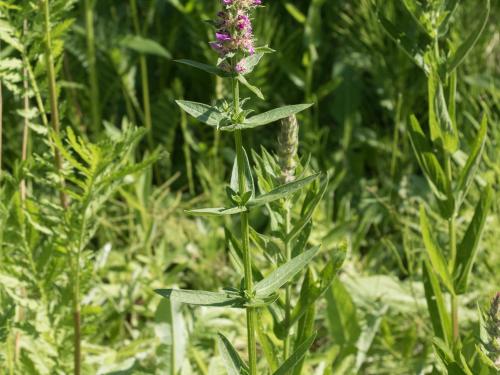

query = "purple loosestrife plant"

[{"left": 154, "top": 1, "right": 342, "bottom": 374}]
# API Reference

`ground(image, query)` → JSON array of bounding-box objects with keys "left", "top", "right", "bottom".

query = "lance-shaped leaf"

[
  {"left": 217, "top": 333, "right": 249, "bottom": 375},
  {"left": 409, "top": 116, "right": 455, "bottom": 218},
  {"left": 428, "top": 71, "right": 458, "bottom": 153},
  {"left": 420, "top": 206, "right": 454, "bottom": 294},
  {"left": 377, "top": 10, "right": 432, "bottom": 73},
  {"left": 185, "top": 206, "right": 248, "bottom": 217},
  {"left": 155, "top": 289, "right": 245, "bottom": 308},
  {"left": 176, "top": 59, "right": 233, "bottom": 77},
  {"left": 423, "top": 261, "right": 452, "bottom": 345},
  {"left": 247, "top": 173, "right": 320, "bottom": 208},
  {"left": 455, "top": 114, "right": 488, "bottom": 206},
  {"left": 454, "top": 186, "right": 493, "bottom": 294},
  {"left": 121, "top": 35, "right": 171, "bottom": 59},
  {"left": 237, "top": 75, "right": 264, "bottom": 100},
  {"left": 287, "top": 174, "right": 329, "bottom": 242},
  {"left": 230, "top": 147, "right": 255, "bottom": 200},
  {"left": 438, "top": 0, "right": 460, "bottom": 36},
  {"left": 272, "top": 332, "right": 316, "bottom": 375},
  {"left": 223, "top": 104, "right": 313, "bottom": 131},
  {"left": 176, "top": 100, "right": 226, "bottom": 128},
  {"left": 290, "top": 247, "right": 346, "bottom": 326},
  {"left": 253, "top": 246, "right": 319, "bottom": 298},
  {"left": 447, "top": 0, "right": 490, "bottom": 72}
]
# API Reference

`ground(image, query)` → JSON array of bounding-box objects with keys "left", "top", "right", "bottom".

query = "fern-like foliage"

[{"left": 0, "top": 125, "right": 160, "bottom": 373}]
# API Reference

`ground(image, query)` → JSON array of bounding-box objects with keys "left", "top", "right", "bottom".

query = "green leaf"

[
  {"left": 284, "top": 3, "right": 306, "bottom": 23},
  {"left": 428, "top": 71, "right": 458, "bottom": 153},
  {"left": 423, "top": 261, "right": 452, "bottom": 345},
  {"left": 287, "top": 174, "right": 329, "bottom": 242},
  {"left": 176, "top": 59, "right": 233, "bottom": 77},
  {"left": 223, "top": 104, "right": 313, "bottom": 131},
  {"left": 354, "top": 306, "right": 388, "bottom": 372},
  {"left": 248, "top": 173, "right": 320, "bottom": 208},
  {"left": 377, "top": 11, "right": 432, "bottom": 73},
  {"left": 176, "top": 100, "right": 226, "bottom": 128},
  {"left": 447, "top": 0, "right": 490, "bottom": 72},
  {"left": 409, "top": 115, "right": 454, "bottom": 218},
  {"left": 185, "top": 206, "right": 247, "bottom": 217},
  {"left": 155, "top": 289, "right": 245, "bottom": 308},
  {"left": 242, "top": 52, "right": 267, "bottom": 74},
  {"left": 290, "top": 248, "right": 345, "bottom": 326},
  {"left": 256, "top": 315, "right": 279, "bottom": 372},
  {"left": 438, "top": 0, "right": 460, "bottom": 36},
  {"left": 253, "top": 246, "right": 319, "bottom": 298},
  {"left": 121, "top": 35, "right": 171, "bottom": 59},
  {"left": 237, "top": 75, "right": 264, "bottom": 100},
  {"left": 230, "top": 147, "right": 255, "bottom": 200},
  {"left": 273, "top": 332, "right": 316, "bottom": 375},
  {"left": 455, "top": 114, "right": 488, "bottom": 205},
  {"left": 420, "top": 206, "right": 454, "bottom": 294},
  {"left": 217, "top": 333, "right": 249, "bottom": 375},
  {"left": 454, "top": 186, "right": 493, "bottom": 294}
]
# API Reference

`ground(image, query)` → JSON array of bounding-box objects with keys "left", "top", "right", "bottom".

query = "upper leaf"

[
  {"left": 176, "top": 100, "right": 226, "bottom": 128},
  {"left": 222, "top": 104, "right": 313, "bottom": 131},
  {"left": 176, "top": 59, "right": 233, "bottom": 77},
  {"left": 447, "top": 0, "right": 490, "bottom": 73}
]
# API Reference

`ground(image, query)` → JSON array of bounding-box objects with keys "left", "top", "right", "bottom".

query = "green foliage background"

[{"left": 0, "top": 0, "right": 498, "bottom": 373}]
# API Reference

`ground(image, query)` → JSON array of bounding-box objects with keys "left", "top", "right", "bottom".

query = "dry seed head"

[
  {"left": 278, "top": 115, "right": 299, "bottom": 184},
  {"left": 487, "top": 292, "right": 500, "bottom": 367}
]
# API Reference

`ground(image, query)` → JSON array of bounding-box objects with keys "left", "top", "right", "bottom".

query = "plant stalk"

[
  {"left": 445, "top": 153, "right": 459, "bottom": 343},
  {"left": 20, "top": 20, "right": 30, "bottom": 202},
  {"left": 0, "top": 41, "right": 3, "bottom": 180},
  {"left": 43, "top": 1, "right": 76, "bottom": 372},
  {"left": 85, "top": 0, "right": 101, "bottom": 134},
  {"left": 283, "top": 203, "right": 292, "bottom": 359},
  {"left": 42, "top": 0, "right": 69, "bottom": 210},
  {"left": 130, "top": 0, "right": 154, "bottom": 151},
  {"left": 232, "top": 78, "right": 257, "bottom": 375}
]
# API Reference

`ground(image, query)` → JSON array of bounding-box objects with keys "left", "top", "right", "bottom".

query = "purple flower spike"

[{"left": 211, "top": 0, "right": 261, "bottom": 73}]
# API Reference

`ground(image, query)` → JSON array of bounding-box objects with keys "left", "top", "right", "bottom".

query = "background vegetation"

[{"left": 0, "top": 0, "right": 498, "bottom": 374}]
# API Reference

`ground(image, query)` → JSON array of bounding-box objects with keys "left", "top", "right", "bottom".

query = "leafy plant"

[
  {"left": 155, "top": 1, "right": 344, "bottom": 374},
  {"left": 380, "top": 0, "right": 494, "bottom": 373}
]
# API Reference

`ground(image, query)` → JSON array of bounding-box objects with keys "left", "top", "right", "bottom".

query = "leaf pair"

[
  {"left": 176, "top": 100, "right": 313, "bottom": 132},
  {"left": 155, "top": 247, "right": 319, "bottom": 308},
  {"left": 187, "top": 173, "right": 320, "bottom": 217}
]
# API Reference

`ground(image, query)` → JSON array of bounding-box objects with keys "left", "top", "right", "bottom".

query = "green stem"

[
  {"left": 390, "top": 93, "right": 403, "bottom": 179},
  {"left": 0, "top": 41, "right": 3, "bottom": 180},
  {"left": 130, "top": 0, "right": 154, "bottom": 151},
  {"left": 445, "top": 154, "right": 459, "bottom": 344},
  {"left": 233, "top": 78, "right": 257, "bottom": 375},
  {"left": 42, "top": 1, "right": 75, "bottom": 371},
  {"left": 42, "top": 0, "right": 69, "bottom": 210},
  {"left": 85, "top": 0, "right": 100, "bottom": 134},
  {"left": 21, "top": 20, "right": 30, "bottom": 202},
  {"left": 283, "top": 202, "right": 292, "bottom": 359}
]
